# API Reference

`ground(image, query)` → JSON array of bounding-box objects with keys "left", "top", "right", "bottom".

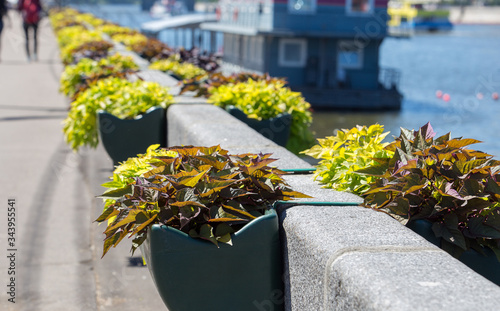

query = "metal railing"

[{"left": 379, "top": 67, "right": 401, "bottom": 90}]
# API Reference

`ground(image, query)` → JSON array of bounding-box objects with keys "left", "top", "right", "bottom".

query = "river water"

[
  {"left": 74, "top": 5, "right": 500, "bottom": 156},
  {"left": 312, "top": 25, "right": 500, "bottom": 157}
]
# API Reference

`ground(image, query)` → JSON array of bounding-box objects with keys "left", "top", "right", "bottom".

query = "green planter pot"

[
  {"left": 226, "top": 106, "right": 291, "bottom": 147},
  {"left": 97, "top": 106, "right": 166, "bottom": 165},
  {"left": 407, "top": 220, "right": 500, "bottom": 286},
  {"left": 139, "top": 209, "right": 284, "bottom": 311}
]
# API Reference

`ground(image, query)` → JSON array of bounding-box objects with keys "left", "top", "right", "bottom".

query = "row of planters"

[
  {"left": 303, "top": 122, "right": 500, "bottom": 286},
  {"left": 94, "top": 121, "right": 500, "bottom": 311},
  {"left": 51, "top": 8, "right": 499, "bottom": 311},
  {"left": 51, "top": 8, "right": 315, "bottom": 161},
  {"left": 50, "top": 7, "right": 315, "bottom": 311},
  {"left": 51, "top": 8, "right": 172, "bottom": 164}
]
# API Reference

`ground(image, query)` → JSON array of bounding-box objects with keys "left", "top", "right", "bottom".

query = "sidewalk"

[{"left": 0, "top": 11, "right": 166, "bottom": 311}]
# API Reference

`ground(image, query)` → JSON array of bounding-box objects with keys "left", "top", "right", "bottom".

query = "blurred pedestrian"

[
  {"left": 17, "top": 0, "right": 41, "bottom": 62},
  {"left": 0, "top": 0, "right": 8, "bottom": 62}
]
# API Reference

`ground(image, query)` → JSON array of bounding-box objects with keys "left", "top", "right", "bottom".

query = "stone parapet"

[{"left": 165, "top": 102, "right": 500, "bottom": 311}]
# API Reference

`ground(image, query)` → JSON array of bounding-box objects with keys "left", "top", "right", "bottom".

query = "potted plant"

[
  {"left": 49, "top": 8, "right": 82, "bottom": 32},
  {"left": 61, "top": 40, "right": 114, "bottom": 65},
  {"left": 129, "top": 37, "right": 173, "bottom": 62},
  {"left": 60, "top": 53, "right": 139, "bottom": 100},
  {"left": 360, "top": 122, "right": 500, "bottom": 285},
  {"left": 110, "top": 32, "right": 148, "bottom": 48},
  {"left": 301, "top": 124, "right": 393, "bottom": 195},
  {"left": 149, "top": 55, "right": 208, "bottom": 80},
  {"left": 153, "top": 47, "right": 220, "bottom": 73},
  {"left": 207, "top": 78, "right": 315, "bottom": 154},
  {"left": 180, "top": 72, "right": 285, "bottom": 97},
  {"left": 95, "top": 145, "right": 310, "bottom": 310},
  {"left": 62, "top": 77, "right": 174, "bottom": 164},
  {"left": 179, "top": 73, "right": 302, "bottom": 149},
  {"left": 96, "top": 23, "right": 139, "bottom": 37}
]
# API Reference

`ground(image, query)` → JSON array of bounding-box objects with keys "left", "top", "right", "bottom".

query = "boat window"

[
  {"left": 337, "top": 41, "right": 363, "bottom": 69},
  {"left": 279, "top": 38, "right": 307, "bottom": 67},
  {"left": 288, "top": 0, "right": 316, "bottom": 14},
  {"left": 346, "top": 0, "right": 374, "bottom": 15}
]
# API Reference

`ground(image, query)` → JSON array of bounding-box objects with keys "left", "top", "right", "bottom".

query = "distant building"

[{"left": 201, "top": 0, "right": 402, "bottom": 110}]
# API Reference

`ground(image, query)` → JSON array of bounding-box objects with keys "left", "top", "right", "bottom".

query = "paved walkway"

[{"left": 0, "top": 11, "right": 166, "bottom": 311}]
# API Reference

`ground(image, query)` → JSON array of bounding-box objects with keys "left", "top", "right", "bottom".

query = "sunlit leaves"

[
  {"left": 62, "top": 40, "right": 113, "bottom": 66},
  {"left": 362, "top": 122, "right": 500, "bottom": 260},
  {"left": 111, "top": 33, "right": 148, "bottom": 47},
  {"left": 96, "top": 145, "right": 311, "bottom": 256},
  {"left": 62, "top": 78, "right": 174, "bottom": 152},
  {"left": 302, "top": 124, "right": 393, "bottom": 195},
  {"left": 150, "top": 56, "right": 207, "bottom": 80},
  {"left": 60, "top": 54, "right": 139, "bottom": 99},
  {"left": 129, "top": 37, "right": 173, "bottom": 61},
  {"left": 207, "top": 79, "right": 315, "bottom": 154}
]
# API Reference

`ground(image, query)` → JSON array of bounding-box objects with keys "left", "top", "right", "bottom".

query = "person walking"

[
  {"left": 18, "top": 0, "right": 41, "bottom": 62},
  {"left": 0, "top": 0, "right": 9, "bottom": 62}
]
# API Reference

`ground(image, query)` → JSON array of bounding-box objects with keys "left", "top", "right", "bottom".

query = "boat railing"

[{"left": 379, "top": 67, "right": 401, "bottom": 90}]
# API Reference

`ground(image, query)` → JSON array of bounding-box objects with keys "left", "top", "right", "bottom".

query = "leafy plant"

[
  {"left": 103, "top": 144, "right": 178, "bottom": 193},
  {"left": 302, "top": 124, "right": 393, "bottom": 195},
  {"left": 361, "top": 122, "right": 500, "bottom": 260},
  {"left": 55, "top": 25, "right": 96, "bottom": 48},
  {"left": 60, "top": 54, "right": 139, "bottom": 99},
  {"left": 49, "top": 8, "right": 82, "bottom": 31},
  {"left": 150, "top": 57, "right": 207, "bottom": 80},
  {"left": 111, "top": 33, "right": 148, "bottom": 47},
  {"left": 97, "top": 24, "right": 139, "bottom": 37},
  {"left": 75, "top": 13, "right": 106, "bottom": 28},
  {"left": 56, "top": 27, "right": 104, "bottom": 64},
  {"left": 63, "top": 77, "right": 174, "bottom": 151},
  {"left": 207, "top": 79, "right": 315, "bottom": 154},
  {"left": 180, "top": 72, "right": 285, "bottom": 97},
  {"left": 61, "top": 40, "right": 114, "bottom": 65},
  {"left": 129, "top": 37, "right": 173, "bottom": 62},
  {"left": 96, "top": 145, "right": 311, "bottom": 257},
  {"left": 154, "top": 47, "right": 220, "bottom": 72}
]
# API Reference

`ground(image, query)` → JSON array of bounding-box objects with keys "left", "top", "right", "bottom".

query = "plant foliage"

[
  {"left": 180, "top": 72, "right": 286, "bottom": 97},
  {"left": 154, "top": 47, "right": 220, "bottom": 72},
  {"left": 111, "top": 33, "right": 148, "bottom": 47},
  {"left": 49, "top": 8, "right": 83, "bottom": 31},
  {"left": 63, "top": 78, "right": 174, "bottom": 151},
  {"left": 150, "top": 56, "right": 207, "bottom": 80},
  {"left": 208, "top": 79, "right": 315, "bottom": 154},
  {"left": 60, "top": 53, "right": 139, "bottom": 99},
  {"left": 361, "top": 122, "right": 500, "bottom": 260},
  {"left": 97, "top": 24, "right": 138, "bottom": 37},
  {"left": 129, "top": 37, "right": 173, "bottom": 62},
  {"left": 302, "top": 124, "right": 393, "bottom": 195},
  {"left": 62, "top": 40, "right": 114, "bottom": 65},
  {"left": 55, "top": 25, "right": 101, "bottom": 48},
  {"left": 96, "top": 145, "right": 311, "bottom": 257},
  {"left": 74, "top": 12, "right": 106, "bottom": 27}
]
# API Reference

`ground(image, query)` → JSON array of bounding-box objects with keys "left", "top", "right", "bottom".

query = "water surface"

[{"left": 312, "top": 25, "right": 500, "bottom": 156}]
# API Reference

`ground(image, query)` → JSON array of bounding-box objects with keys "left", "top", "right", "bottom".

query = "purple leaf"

[
  {"left": 418, "top": 122, "right": 436, "bottom": 140},
  {"left": 444, "top": 182, "right": 463, "bottom": 199}
]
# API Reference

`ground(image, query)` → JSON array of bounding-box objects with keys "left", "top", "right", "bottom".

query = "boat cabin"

[{"left": 201, "top": 0, "right": 402, "bottom": 110}]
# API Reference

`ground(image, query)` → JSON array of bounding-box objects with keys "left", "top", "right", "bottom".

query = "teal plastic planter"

[
  {"left": 97, "top": 106, "right": 166, "bottom": 165},
  {"left": 407, "top": 220, "right": 500, "bottom": 286},
  {"left": 139, "top": 209, "right": 284, "bottom": 311},
  {"left": 226, "top": 106, "right": 291, "bottom": 147}
]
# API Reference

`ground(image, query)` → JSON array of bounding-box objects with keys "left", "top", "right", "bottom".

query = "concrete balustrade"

[
  {"left": 122, "top": 41, "right": 500, "bottom": 307},
  {"left": 163, "top": 102, "right": 500, "bottom": 310}
]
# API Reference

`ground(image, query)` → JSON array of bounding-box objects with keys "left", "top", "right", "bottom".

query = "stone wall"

[
  {"left": 127, "top": 39, "right": 500, "bottom": 308},
  {"left": 163, "top": 103, "right": 500, "bottom": 310}
]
